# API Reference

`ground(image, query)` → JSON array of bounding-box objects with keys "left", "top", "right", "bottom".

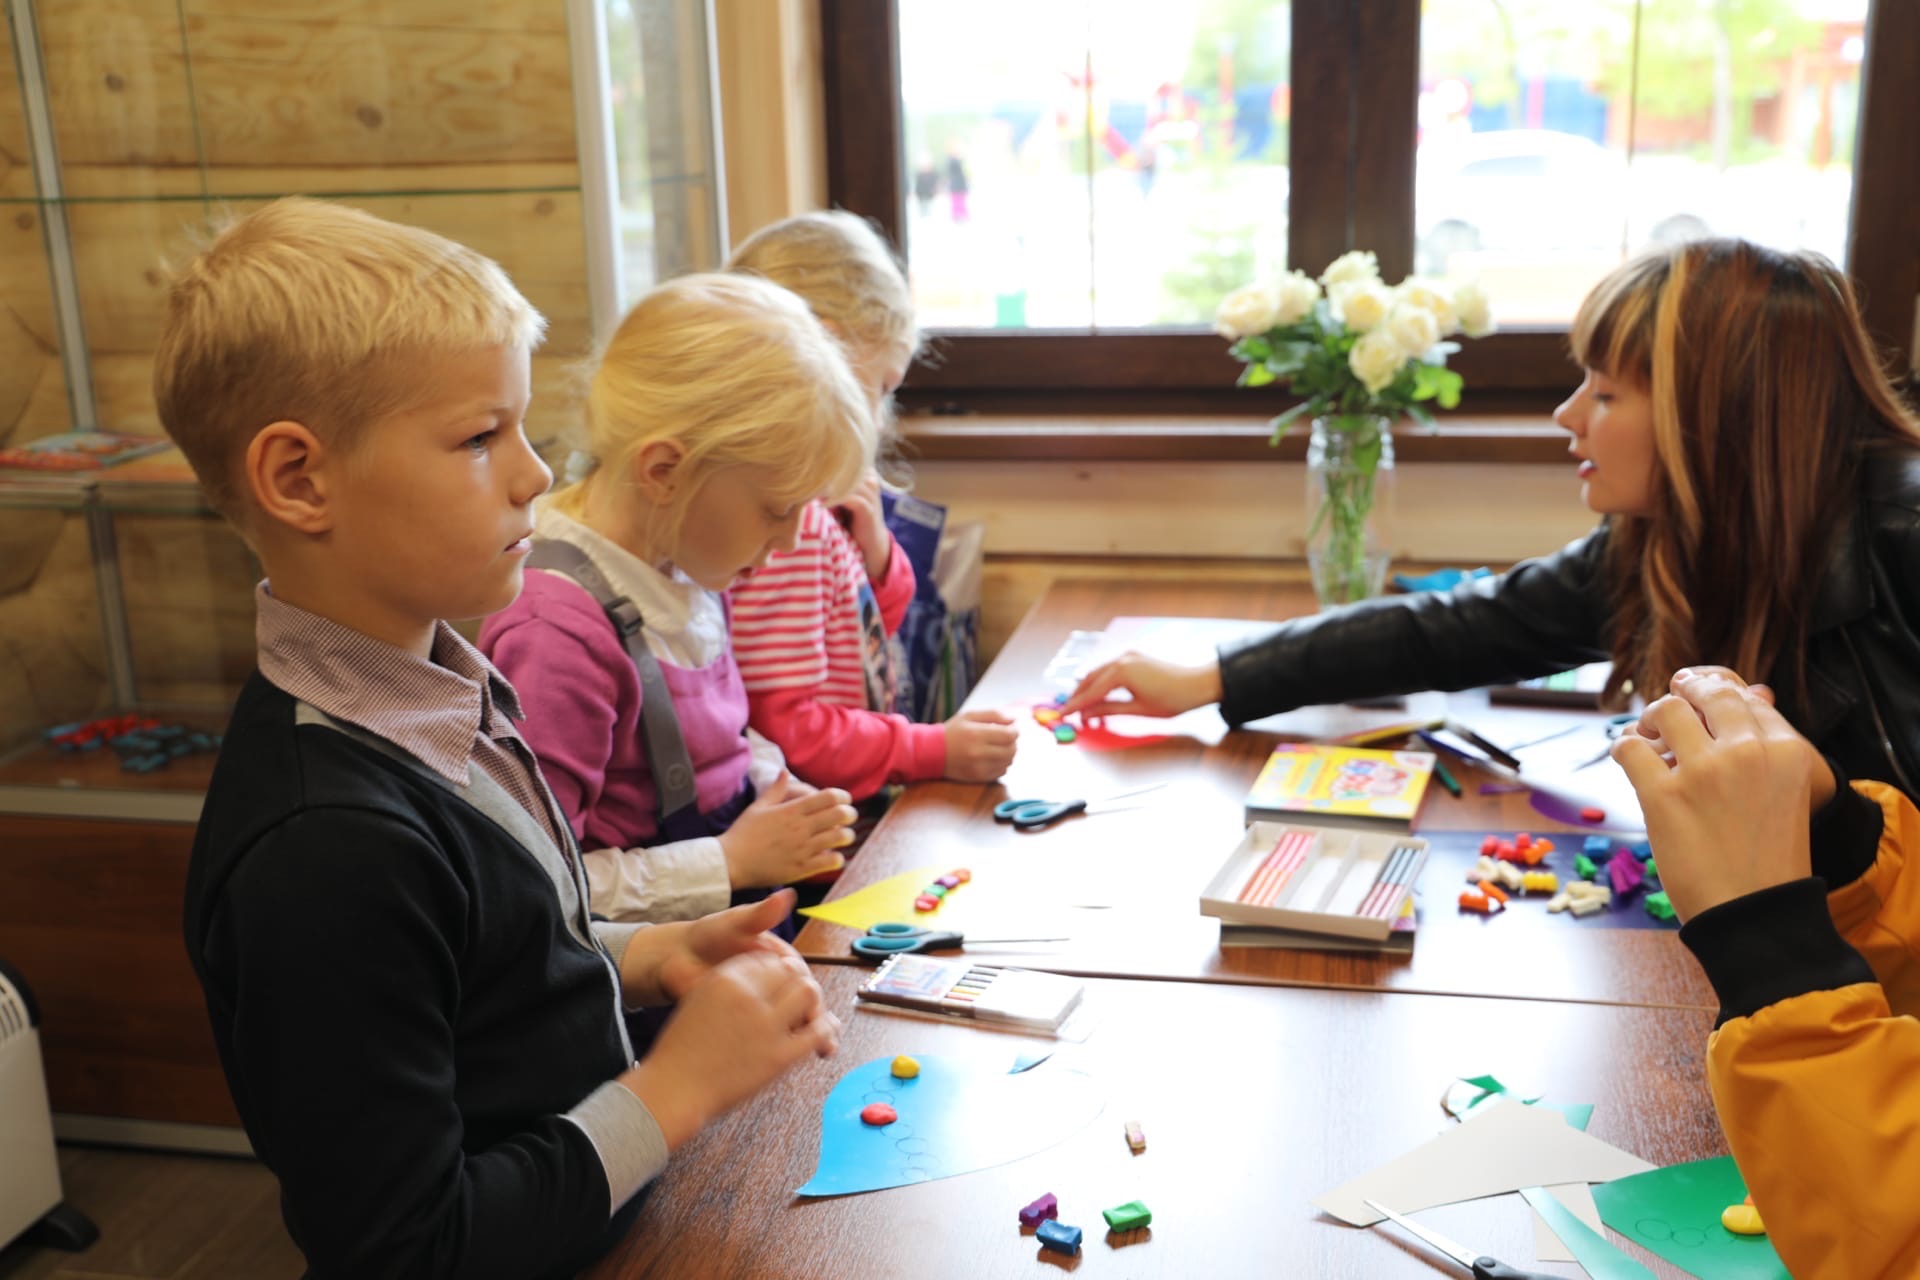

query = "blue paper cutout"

[{"left": 797, "top": 1054, "right": 1103, "bottom": 1197}]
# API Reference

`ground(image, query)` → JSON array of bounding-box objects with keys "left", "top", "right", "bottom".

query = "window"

[{"left": 824, "top": 0, "right": 1917, "bottom": 422}]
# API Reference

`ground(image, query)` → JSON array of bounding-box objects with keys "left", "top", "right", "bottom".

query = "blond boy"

[{"left": 162, "top": 198, "right": 836, "bottom": 1279}]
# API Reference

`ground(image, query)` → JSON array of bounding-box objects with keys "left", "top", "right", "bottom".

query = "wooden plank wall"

[{"left": 0, "top": 0, "right": 595, "bottom": 730}]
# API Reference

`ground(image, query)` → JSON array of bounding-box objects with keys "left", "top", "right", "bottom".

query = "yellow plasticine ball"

[
  {"left": 890, "top": 1055, "right": 921, "bottom": 1080},
  {"left": 1721, "top": 1202, "right": 1766, "bottom": 1236}
]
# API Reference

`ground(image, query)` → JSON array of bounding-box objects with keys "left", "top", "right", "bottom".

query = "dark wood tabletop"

[
  {"left": 794, "top": 579, "right": 1716, "bottom": 1011},
  {"left": 589, "top": 965, "right": 1723, "bottom": 1279}
]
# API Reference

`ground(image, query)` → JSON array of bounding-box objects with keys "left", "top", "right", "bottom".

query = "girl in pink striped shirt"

[{"left": 727, "top": 213, "right": 1019, "bottom": 803}]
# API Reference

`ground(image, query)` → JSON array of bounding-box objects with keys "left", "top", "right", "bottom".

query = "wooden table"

[
  {"left": 589, "top": 966, "right": 1723, "bottom": 1279},
  {"left": 795, "top": 579, "right": 1715, "bottom": 1011}
]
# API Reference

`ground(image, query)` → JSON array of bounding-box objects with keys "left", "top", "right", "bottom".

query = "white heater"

[{"left": 0, "top": 962, "right": 89, "bottom": 1251}]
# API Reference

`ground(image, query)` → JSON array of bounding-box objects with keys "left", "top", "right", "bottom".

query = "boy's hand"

[
  {"left": 1059, "top": 652, "right": 1223, "bottom": 720},
  {"left": 1612, "top": 668, "right": 1824, "bottom": 922},
  {"left": 719, "top": 771, "right": 856, "bottom": 888},
  {"left": 655, "top": 890, "right": 802, "bottom": 1003},
  {"left": 943, "top": 709, "right": 1018, "bottom": 782},
  {"left": 839, "top": 472, "right": 892, "bottom": 582},
  {"left": 619, "top": 951, "right": 839, "bottom": 1149}
]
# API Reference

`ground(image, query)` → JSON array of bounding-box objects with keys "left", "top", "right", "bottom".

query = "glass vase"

[{"left": 1305, "top": 414, "right": 1395, "bottom": 608}]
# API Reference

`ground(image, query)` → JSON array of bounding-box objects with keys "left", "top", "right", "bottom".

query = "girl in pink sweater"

[
  {"left": 480, "top": 273, "right": 871, "bottom": 924},
  {"left": 726, "top": 212, "right": 1018, "bottom": 802}
]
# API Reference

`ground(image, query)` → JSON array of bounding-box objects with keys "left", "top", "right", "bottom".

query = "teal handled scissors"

[
  {"left": 992, "top": 781, "right": 1168, "bottom": 832},
  {"left": 850, "top": 922, "right": 1068, "bottom": 964}
]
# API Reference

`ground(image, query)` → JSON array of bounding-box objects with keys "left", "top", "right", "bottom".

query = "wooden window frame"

[{"left": 824, "top": 0, "right": 1918, "bottom": 448}]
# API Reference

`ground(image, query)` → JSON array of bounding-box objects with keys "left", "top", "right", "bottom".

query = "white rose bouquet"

[
  {"left": 1214, "top": 250, "right": 1495, "bottom": 438},
  {"left": 1214, "top": 252, "right": 1495, "bottom": 604}
]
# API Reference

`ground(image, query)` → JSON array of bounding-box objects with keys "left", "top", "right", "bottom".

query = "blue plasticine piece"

[
  {"left": 1582, "top": 835, "right": 1612, "bottom": 857},
  {"left": 1628, "top": 839, "right": 1654, "bottom": 861},
  {"left": 1036, "top": 1220, "right": 1082, "bottom": 1255}
]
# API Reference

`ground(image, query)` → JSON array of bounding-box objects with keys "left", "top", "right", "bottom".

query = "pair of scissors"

[
  {"left": 850, "top": 922, "right": 1068, "bottom": 964},
  {"left": 992, "top": 781, "right": 1168, "bottom": 832},
  {"left": 1363, "top": 1199, "right": 1557, "bottom": 1280}
]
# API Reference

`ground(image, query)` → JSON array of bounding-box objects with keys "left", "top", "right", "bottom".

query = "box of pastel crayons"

[{"left": 1199, "top": 822, "right": 1429, "bottom": 942}]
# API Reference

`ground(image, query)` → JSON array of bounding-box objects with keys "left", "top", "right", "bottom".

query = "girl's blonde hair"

[
  {"left": 725, "top": 210, "right": 919, "bottom": 366},
  {"left": 549, "top": 272, "right": 874, "bottom": 538},
  {"left": 1571, "top": 238, "right": 1920, "bottom": 710}
]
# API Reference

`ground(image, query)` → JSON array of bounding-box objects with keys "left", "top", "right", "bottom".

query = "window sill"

[{"left": 897, "top": 413, "right": 1573, "bottom": 464}]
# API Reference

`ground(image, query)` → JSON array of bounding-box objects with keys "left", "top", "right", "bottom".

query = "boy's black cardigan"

[{"left": 183, "top": 674, "right": 644, "bottom": 1279}]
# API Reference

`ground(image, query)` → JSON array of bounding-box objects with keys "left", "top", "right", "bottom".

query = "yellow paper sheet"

[{"left": 798, "top": 867, "right": 951, "bottom": 931}]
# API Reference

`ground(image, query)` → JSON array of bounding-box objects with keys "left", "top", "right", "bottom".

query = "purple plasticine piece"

[
  {"left": 1608, "top": 851, "right": 1646, "bottom": 897},
  {"left": 1019, "top": 1192, "right": 1059, "bottom": 1229}
]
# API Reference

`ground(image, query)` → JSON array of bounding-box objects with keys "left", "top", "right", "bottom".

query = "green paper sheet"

[
  {"left": 1520, "top": 1186, "right": 1656, "bottom": 1279},
  {"left": 1593, "top": 1156, "right": 1789, "bottom": 1280}
]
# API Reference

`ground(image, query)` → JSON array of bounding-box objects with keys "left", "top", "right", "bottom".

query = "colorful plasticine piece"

[
  {"left": 1644, "top": 858, "right": 1658, "bottom": 880},
  {"left": 1124, "top": 1120, "right": 1146, "bottom": 1153},
  {"left": 1480, "top": 835, "right": 1501, "bottom": 857},
  {"left": 1102, "top": 1201, "right": 1152, "bottom": 1232},
  {"left": 913, "top": 895, "right": 940, "bottom": 913},
  {"left": 890, "top": 1055, "right": 920, "bottom": 1080},
  {"left": 1458, "top": 890, "right": 1498, "bottom": 914},
  {"left": 860, "top": 1103, "right": 897, "bottom": 1126},
  {"left": 1481, "top": 882, "right": 1510, "bottom": 905},
  {"left": 1547, "top": 892, "right": 1571, "bottom": 913},
  {"left": 1721, "top": 1194, "right": 1766, "bottom": 1236},
  {"left": 1608, "top": 853, "right": 1646, "bottom": 896},
  {"left": 1583, "top": 835, "right": 1612, "bottom": 857},
  {"left": 1627, "top": 839, "right": 1654, "bottom": 861},
  {"left": 1644, "top": 891, "right": 1677, "bottom": 922},
  {"left": 1574, "top": 853, "right": 1599, "bottom": 881},
  {"left": 1035, "top": 1220, "right": 1082, "bottom": 1255},
  {"left": 1019, "top": 1192, "right": 1059, "bottom": 1229},
  {"left": 1052, "top": 723, "right": 1077, "bottom": 744},
  {"left": 952, "top": 869, "right": 972, "bottom": 883},
  {"left": 1520, "top": 871, "right": 1560, "bottom": 895},
  {"left": 1492, "top": 861, "right": 1524, "bottom": 892},
  {"left": 1579, "top": 806, "right": 1607, "bottom": 823}
]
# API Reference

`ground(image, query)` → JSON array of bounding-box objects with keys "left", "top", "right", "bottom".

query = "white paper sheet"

[
  {"left": 1533, "top": 1181, "right": 1603, "bottom": 1263},
  {"left": 1312, "top": 1099, "right": 1655, "bottom": 1226}
]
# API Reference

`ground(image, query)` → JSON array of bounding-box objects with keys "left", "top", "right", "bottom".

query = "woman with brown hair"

[{"left": 1063, "top": 238, "right": 1920, "bottom": 796}]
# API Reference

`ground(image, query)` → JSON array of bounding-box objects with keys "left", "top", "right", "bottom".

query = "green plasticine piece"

[
  {"left": 1575, "top": 853, "right": 1599, "bottom": 880},
  {"left": 1102, "top": 1200, "right": 1152, "bottom": 1232},
  {"left": 1519, "top": 1187, "right": 1657, "bottom": 1280},
  {"left": 1645, "top": 858, "right": 1658, "bottom": 880},
  {"left": 1644, "top": 891, "right": 1677, "bottom": 922},
  {"left": 1593, "top": 1157, "right": 1789, "bottom": 1280}
]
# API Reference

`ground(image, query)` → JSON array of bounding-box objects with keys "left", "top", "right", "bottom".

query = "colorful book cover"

[
  {"left": 1245, "top": 743, "right": 1436, "bottom": 826},
  {"left": 0, "top": 430, "right": 173, "bottom": 472}
]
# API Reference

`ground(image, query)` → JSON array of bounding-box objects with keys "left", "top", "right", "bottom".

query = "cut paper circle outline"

[{"left": 797, "top": 1053, "right": 1103, "bottom": 1197}]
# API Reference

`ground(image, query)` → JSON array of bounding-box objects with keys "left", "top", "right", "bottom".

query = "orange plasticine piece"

[
  {"left": 1457, "top": 890, "right": 1496, "bottom": 914},
  {"left": 1482, "top": 882, "right": 1510, "bottom": 904}
]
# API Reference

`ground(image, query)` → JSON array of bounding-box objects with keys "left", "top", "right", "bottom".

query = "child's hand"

[
  {"left": 1059, "top": 652, "right": 1223, "bottom": 720},
  {"left": 620, "top": 951, "right": 839, "bottom": 1149},
  {"left": 943, "top": 709, "right": 1018, "bottom": 782},
  {"left": 838, "top": 472, "right": 892, "bottom": 581},
  {"left": 719, "top": 771, "right": 857, "bottom": 888},
  {"left": 1612, "top": 668, "right": 1825, "bottom": 922},
  {"left": 656, "top": 889, "right": 803, "bottom": 1003}
]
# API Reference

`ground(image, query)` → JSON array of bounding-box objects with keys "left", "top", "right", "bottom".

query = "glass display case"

[{"left": 0, "top": 0, "right": 724, "bottom": 823}]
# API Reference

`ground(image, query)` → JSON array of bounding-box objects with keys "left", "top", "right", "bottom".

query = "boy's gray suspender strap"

[{"left": 524, "top": 539, "right": 700, "bottom": 825}]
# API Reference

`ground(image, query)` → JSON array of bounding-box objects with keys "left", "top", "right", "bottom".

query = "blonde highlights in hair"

[
  {"left": 551, "top": 272, "right": 874, "bottom": 540},
  {"left": 1573, "top": 239, "right": 1920, "bottom": 709},
  {"left": 725, "top": 210, "right": 919, "bottom": 367},
  {"left": 153, "top": 197, "right": 546, "bottom": 522}
]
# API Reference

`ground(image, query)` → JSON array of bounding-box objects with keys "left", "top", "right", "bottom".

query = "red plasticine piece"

[
  {"left": 860, "top": 1103, "right": 897, "bottom": 1126},
  {"left": 1480, "top": 835, "right": 1500, "bottom": 856},
  {"left": 1580, "top": 806, "right": 1607, "bottom": 823}
]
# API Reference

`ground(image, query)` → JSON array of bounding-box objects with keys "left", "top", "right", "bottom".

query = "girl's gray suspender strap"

[{"left": 524, "top": 539, "right": 700, "bottom": 824}]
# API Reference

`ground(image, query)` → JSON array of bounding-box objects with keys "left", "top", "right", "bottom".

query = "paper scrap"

[
  {"left": 1532, "top": 1183, "right": 1603, "bottom": 1264},
  {"left": 1313, "top": 1098, "right": 1654, "bottom": 1226},
  {"left": 1521, "top": 1185, "right": 1658, "bottom": 1278}
]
